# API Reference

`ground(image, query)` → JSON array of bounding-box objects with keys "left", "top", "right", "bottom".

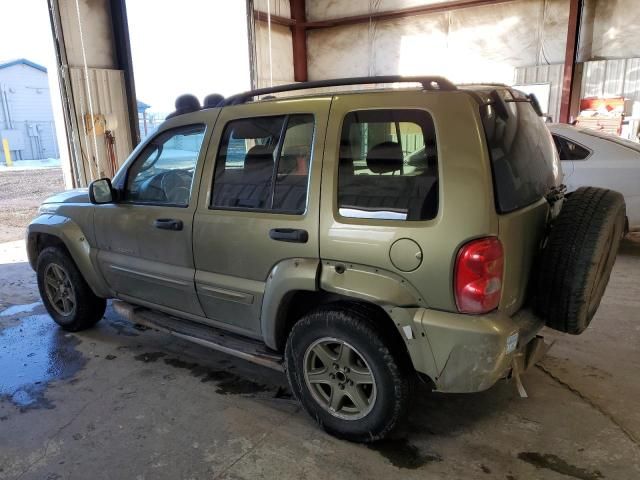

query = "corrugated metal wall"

[
  {"left": 581, "top": 58, "right": 640, "bottom": 103},
  {"left": 515, "top": 58, "right": 640, "bottom": 123},
  {"left": 514, "top": 64, "right": 564, "bottom": 122},
  {"left": 69, "top": 67, "right": 132, "bottom": 183}
]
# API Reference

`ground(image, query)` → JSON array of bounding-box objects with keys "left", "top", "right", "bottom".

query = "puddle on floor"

[
  {"left": 518, "top": 452, "right": 604, "bottom": 480},
  {"left": 0, "top": 313, "right": 87, "bottom": 410},
  {"left": 133, "top": 351, "right": 271, "bottom": 396},
  {"left": 0, "top": 302, "right": 42, "bottom": 317},
  {"left": 368, "top": 438, "right": 442, "bottom": 469}
]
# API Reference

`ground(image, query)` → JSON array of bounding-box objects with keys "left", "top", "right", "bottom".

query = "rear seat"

[
  {"left": 213, "top": 145, "right": 309, "bottom": 213},
  {"left": 274, "top": 174, "right": 308, "bottom": 213},
  {"left": 213, "top": 145, "right": 274, "bottom": 209},
  {"left": 338, "top": 141, "right": 438, "bottom": 220}
]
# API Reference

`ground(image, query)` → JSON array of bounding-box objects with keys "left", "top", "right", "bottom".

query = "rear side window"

[
  {"left": 338, "top": 109, "right": 439, "bottom": 221},
  {"left": 552, "top": 134, "right": 591, "bottom": 161},
  {"left": 212, "top": 114, "right": 314, "bottom": 214},
  {"left": 482, "top": 91, "right": 557, "bottom": 213}
]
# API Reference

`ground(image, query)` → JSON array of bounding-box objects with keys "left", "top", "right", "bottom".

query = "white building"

[{"left": 0, "top": 58, "right": 59, "bottom": 161}]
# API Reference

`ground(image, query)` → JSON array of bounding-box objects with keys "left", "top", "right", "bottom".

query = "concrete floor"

[{"left": 1, "top": 238, "right": 639, "bottom": 480}]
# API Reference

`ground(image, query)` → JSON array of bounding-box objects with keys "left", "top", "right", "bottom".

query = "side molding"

[
  {"left": 27, "top": 215, "right": 111, "bottom": 298},
  {"left": 260, "top": 258, "right": 319, "bottom": 350}
]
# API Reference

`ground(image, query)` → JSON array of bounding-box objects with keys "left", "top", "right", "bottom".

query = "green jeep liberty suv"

[{"left": 28, "top": 76, "right": 625, "bottom": 442}]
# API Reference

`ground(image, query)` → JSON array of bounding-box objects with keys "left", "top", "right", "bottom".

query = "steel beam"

[
  {"left": 110, "top": 0, "right": 140, "bottom": 146},
  {"left": 254, "top": 10, "right": 295, "bottom": 27},
  {"left": 560, "top": 0, "right": 583, "bottom": 123},
  {"left": 302, "top": 0, "right": 514, "bottom": 29},
  {"left": 290, "top": 0, "right": 307, "bottom": 82}
]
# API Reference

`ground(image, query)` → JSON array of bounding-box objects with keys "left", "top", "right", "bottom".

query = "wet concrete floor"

[{"left": 1, "top": 239, "right": 640, "bottom": 479}]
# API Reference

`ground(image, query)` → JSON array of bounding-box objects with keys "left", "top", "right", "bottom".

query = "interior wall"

[
  {"left": 58, "top": 0, "right": 116, "bottom": 69},
  {"left": 53, "top": 0, "right": 133, "bottom": 187},
  {"left": 253, "top": 0, "right": 294, "bottom": 88},
  {"left": 255, "top": 21, "right": 295, "bottom": 87},
  {"left": 306, "top": 0, "right": 569, "bottom": 84},
  {"left": 580, "top": 0, "right": 640, "bottom": 61}
]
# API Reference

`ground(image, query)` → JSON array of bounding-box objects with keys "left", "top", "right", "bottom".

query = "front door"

[
  {"left": 94, "top": 123, "right": 210, "bottom": 315},
  {"left": 193, "top": 99, "right": 330, "bottom": 336}
]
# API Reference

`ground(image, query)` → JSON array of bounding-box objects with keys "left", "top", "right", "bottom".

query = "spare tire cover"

[{"left": 533, "top": 187, "right": 626, "bottom": 334}]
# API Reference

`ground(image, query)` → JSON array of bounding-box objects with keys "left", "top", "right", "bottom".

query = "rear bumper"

[{"left": 414, "top": 307, "right": 546, "bottom": 393}]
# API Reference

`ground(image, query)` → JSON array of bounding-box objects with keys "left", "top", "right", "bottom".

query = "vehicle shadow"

[
  {"left": 620, "top": 234, "right": 640, "bottom": 256},
  {"left": 397, "top": 380, "right": 517, "bottom": 439}
]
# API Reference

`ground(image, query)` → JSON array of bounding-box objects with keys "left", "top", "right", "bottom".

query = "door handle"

[
  {"left": 269, "top": 228, "right": 308, "bottom": 243},
  {"left": 153, "top": 218, "right": 183, "bottom": 231}
]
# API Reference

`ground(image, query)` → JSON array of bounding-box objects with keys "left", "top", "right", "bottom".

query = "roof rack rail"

[{"left": 222, "top": 75, "right": 457, "bottom": 106}]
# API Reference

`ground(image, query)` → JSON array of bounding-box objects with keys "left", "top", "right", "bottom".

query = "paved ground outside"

[
  {"left": 0, "top": 235, "right": 639, "bottom": 479},
  {"left": 0, "top": 168, "right": 64, "bottom": 243}
]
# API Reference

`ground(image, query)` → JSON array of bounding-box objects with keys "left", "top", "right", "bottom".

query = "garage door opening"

[
  {"left": 126, "top": 0, "right": 252, "bottom": 141},
  {"left": 0, "top": 0, "right": 66, "bottom": 243}
]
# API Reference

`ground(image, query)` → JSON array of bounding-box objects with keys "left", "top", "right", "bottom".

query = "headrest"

[
  {"left": 166, "top": 94, "right": 200, "bottom": 119},
  {"left": 366, "top": 141, "right": 403, "bottom": 174},
  {"left": 244, "top": 145, "right": 274, "bottom": 170},
  {"left": 204, "top": 93, "right": 224, "bottom": 108},
  {"left": 232, "top": 118, "right": 282, "bottom": 139}
]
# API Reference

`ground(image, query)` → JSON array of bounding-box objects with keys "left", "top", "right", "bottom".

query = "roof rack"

[{"left": 222, "top": 75, "right": 457, "bottom": 106}]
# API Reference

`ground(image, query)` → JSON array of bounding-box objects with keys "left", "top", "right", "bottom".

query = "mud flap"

[{"left": 510, "top": 335, "right": 553, "bottom": 398}]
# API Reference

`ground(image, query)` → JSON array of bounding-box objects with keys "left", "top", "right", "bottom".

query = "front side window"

[
  {"left": 552, "top": 134, "right": 591, "bottom": 161},
  {"left": 212, "top": 114, "right": 314, "bottom": 214},
  {"left": 338, "top": 109, "right": 439, "bottom": 221},
  {"left": 125, "top": 125, "right": 205, "bottom": 206}
]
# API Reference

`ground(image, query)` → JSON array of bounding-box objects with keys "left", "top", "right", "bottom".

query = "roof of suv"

[{"left": 167, "top": 76, "right": 527, "bottom": 119}]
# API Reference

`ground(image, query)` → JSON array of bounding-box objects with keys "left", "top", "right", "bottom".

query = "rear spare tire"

[{"left": 534, "top": 187, "right": 625, "bottom": 334}]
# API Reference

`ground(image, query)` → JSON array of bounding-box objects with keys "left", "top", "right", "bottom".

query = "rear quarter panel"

[{"left": 319, "top": 90, "right": 498, "bottom": 311}]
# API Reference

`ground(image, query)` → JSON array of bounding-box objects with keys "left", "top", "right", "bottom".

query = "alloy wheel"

[
  {"left": 43, "top": 263, "right": 76, "bottom": 316},
  {"left": 303, "top": 337, "right": 377, "bottom": 420}
]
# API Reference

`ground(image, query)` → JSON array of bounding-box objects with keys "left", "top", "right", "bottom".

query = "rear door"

[
  {"left": 319, "top": 90, "right": 474, "bottom": 313},
  {"left": 192, "top": 98, "right": 330, "bottom": 336}
]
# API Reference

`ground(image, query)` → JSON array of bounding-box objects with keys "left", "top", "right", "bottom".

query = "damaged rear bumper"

[{"left": 414, "top": 307, "right": 548, "bottom": 393}]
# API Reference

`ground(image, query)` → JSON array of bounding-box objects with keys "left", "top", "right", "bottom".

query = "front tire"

[
  {"left": 37, "top": 247, "right": 106, "bottom": 331},
  {"left": 285, "top": 303, "right": 410, "bottom": 443}
]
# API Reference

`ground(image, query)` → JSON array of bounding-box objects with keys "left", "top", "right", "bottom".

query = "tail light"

[{"left": 454, "top": 237, "right": 504, "bottom": 314}]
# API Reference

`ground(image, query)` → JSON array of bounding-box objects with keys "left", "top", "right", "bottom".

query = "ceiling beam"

[
  {"left": 302, "top": 0, "right": 515, "bottom": 29},
  {"left": 253, "top": 10, "right": 295, "bottom": 27},
  {"left": 560, "top": 0, "right": 583, "bottom": 123},
  {"left": 254, "top": 0, "right": 516, "bottom": 30}
]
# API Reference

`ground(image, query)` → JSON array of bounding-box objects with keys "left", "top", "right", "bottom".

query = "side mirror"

[{"left": 89, "top": 178, "right": 115, "bottom": 204}]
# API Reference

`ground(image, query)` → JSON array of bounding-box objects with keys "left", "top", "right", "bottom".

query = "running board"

[{"left": 112, "top": 301, "right": 284, "bottom": 371}]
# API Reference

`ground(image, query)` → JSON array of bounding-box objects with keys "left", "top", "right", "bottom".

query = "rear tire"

[
  {"left": 285, "top": 303, "right": 410, "bottom": 443},
  {"left": 37, "top": 247, "right": 106, "bottom": 332},
  {"left": 534, "top": 187, "right": 625, "bottom": 334}
]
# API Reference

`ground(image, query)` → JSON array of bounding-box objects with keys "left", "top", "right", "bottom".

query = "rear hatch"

[{"left": 479, "top": 88, "right": 563, "bottom": 314}]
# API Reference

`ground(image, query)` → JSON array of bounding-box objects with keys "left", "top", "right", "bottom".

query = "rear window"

[
  {"left": 481, "top": 90, "right": 557, "bottom": 213},
  {"left": 337, "top": 109, "right": 438, "bottom": 221}
]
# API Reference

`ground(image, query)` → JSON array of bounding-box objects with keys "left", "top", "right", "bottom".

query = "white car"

[{"left": 548, "top": 123, "right": 640, "bottom": 230}]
